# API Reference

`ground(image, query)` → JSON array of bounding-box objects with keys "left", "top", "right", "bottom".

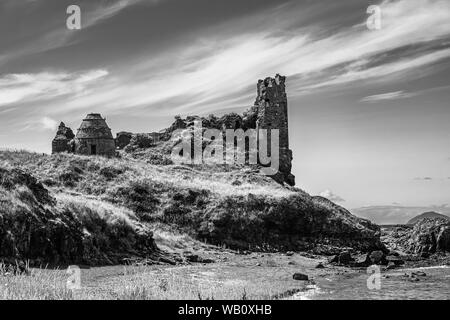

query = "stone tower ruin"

[
  {"left": 74, "top": 113, "right": 116, "bottom": 156},
  {"left": 52, "top": 122, "right": 75, "bottom": 154},
  {"left": 255, "top": 74, "right": 295, "bottom": 186}
]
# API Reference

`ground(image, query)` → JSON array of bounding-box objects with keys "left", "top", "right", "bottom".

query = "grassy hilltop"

[{"left": 0, "top": 149, "right": 383, "bottom": 267}]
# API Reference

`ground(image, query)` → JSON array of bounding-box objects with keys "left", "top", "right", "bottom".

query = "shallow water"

[{"left": 305, "top": 266, "right": 450, "bottom": 300}]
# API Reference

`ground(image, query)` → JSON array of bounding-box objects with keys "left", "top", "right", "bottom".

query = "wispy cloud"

[
  {"left": 0, "top": 0, "right": 159, "bottom": 66},
  {"left": 361, "top": 84, "right": 450, "bottom": 103},
  {"left": 84, "top": 0, "right": 161, "bottom": 28},
  {"left": 50, "top": 0, "right": 450, "bottom": 115},
  {"left": 319, "top": 190, "right": 345, "bottom": 202},
  {"left": 20, "top": 116, "right": 58, "bottom": 132},
  {"left": 0, "top": 70, "right": 109, "bottom": 107},
  {"left": 361, "top": 90, "right": 417, "bottom": 102},
  {"left": 414, "top": 177, "right": 433, "bottom": 181},
  {"left": 2, "top": 0, "right": 450, "bottom": 118}
]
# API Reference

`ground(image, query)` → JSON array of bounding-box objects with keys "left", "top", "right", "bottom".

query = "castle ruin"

[
  {"left": 52, "top": 113, "right": 116, "bottom": 157},
  {"left": 51, "top": 75, "right": 295, "bottom": 185},
  {"left": 255, "top": 74, "right": 295, "bottom": 186}
]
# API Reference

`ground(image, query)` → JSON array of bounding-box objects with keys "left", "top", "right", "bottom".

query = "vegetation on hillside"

[{"left": 0, "top": 149, "right": 383, "bottom": 265}]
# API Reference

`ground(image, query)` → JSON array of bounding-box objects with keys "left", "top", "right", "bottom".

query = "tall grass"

[
  {"left": 0, "top": 267, "right": 73, "bottom": 300},
  {"left": 0, "top": 150, "right": 294, "bottom": 198},
  {"left": 0, "top": 265, "right": 286, "bottom": 300}
]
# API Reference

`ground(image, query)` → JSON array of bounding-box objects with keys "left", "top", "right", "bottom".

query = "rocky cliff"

[
  {"left": 0, "top": 150, "right": 384, "bottom": 265},
  {"left": 382, "top": 218, "right": 450, "bottom": 255},
  {"left": 0, "top": 165, "right": 156, "bottom": 266}
]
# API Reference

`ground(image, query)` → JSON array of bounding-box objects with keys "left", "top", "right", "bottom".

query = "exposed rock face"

[
  {"left": 198, "top": 194, "right": 384, "bottom": 252},
  {"left": 51, "top": 122, "right": 75, "bottom": 154},
  {"left": 407, "top": 218, "right": 450, "bottom": 254},
  {"left": 2, "top": 150, "right": 387, "bottom": 262},
  {"left": 0, "top": 167, "right": 156, "bottom": 266}
]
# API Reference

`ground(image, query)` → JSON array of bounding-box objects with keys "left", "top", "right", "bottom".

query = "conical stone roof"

[{"left": 76, "top": 113, "right": 114, "bottom": 139}]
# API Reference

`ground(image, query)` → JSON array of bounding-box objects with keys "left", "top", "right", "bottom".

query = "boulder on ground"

[
  {"left": 338, "top": 251, "right": 352, "bottom": 265},
  {"left": 386, "top": 262, "right": 396, "bottom": 270},
  {"left": 328, "top": 255, "right": 339, "bottom": 264},
  {"left": 353, "top": 253, "right": 371, "bottom": 267},
  {"left": 369, "top": 250, "right": 386, "bottom": 265},
  {"left": 315, "top": 263, "right": 325, "bottom": 269},
  {"left": 386, "top": 255, "right": 404, "bottom": 266},
  {"left": 293, "top": 273, "right": 309, "bottom": 281}
]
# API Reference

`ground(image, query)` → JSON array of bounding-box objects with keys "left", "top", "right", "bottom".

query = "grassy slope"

[{"left": 0, "top": 150, "right": 383, "bottom": 266}]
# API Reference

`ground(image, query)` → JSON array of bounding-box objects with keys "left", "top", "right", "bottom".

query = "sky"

[{"left": 0, "top": 0, "right": 449, "bottom": 216}]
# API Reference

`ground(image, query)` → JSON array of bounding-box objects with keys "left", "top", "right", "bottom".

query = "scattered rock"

[
  {"left": 158, "top": 256, "right": 177, "bottom": 265},
  {"left": 201, "top": 258, "right": 215, "bottom": 264},
  {"left": 315, "top": 263, "right": 325, "bottom": 269},
  {"left": 338, "top": 251, "right": 352, "bottom": 265},
  {"left": 231, "top": 180, "right": 242, "bottom": 186},
  {"left": 186, "top": 254, "right": 200, "bottom": 263},
  {"left": 293, "top": 273, "right": 309, "bottom": 281},
  {"left": 286, "top": 251, "right": 294, "bottom": 256},
  {"left": 369, "top": 250, "right": 385, "bottom": 264},
  {"left": 386, "top": 255, "right": 404, "bottom": 266},
  {"left": 354, "top": 253, "right": 371, "bottom": 267},
  {"left": 328, "top": 255, "right": 339, "bottom": 264},
  {"left": 411, "top": 271, "right": 427, "bottom": 277},
  {"left": 388, "top": 250, "right": 400, "bottom": 256},
  {"left": 386, "top": 262, "right": 397, "bottom": 270},
  {"left": 407, "top": 218, "right": 450, "bottom": 254}
]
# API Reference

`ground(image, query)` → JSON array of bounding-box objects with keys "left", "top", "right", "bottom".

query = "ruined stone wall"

[
  {"left": 158, "top": 74, "right": 295, "bottom": 186},
  {"left": 52, "top": 137, "right": 72, "bottom": 154},
  {"left": 255, "top": 74, "right": 295, "bottom": 186},
  {"left": 116, "top": 132, "right": 133, "bottom": 149},
  {"left": 75, "top": 138, "right": 116, "bottom": 157},
  {"left": 51, "top": 122, "right": 75, "bottom": 154}
]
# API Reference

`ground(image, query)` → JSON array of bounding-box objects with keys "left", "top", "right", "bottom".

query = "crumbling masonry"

[
  {"left": 255, "top": 74, "right": 295, "bottom": 186},
  {"left": 52, "top": 113, "right": 116, "bottom": 157},
  {"left": 51, "top": 75, "right": 295, "bottom": 185}
]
